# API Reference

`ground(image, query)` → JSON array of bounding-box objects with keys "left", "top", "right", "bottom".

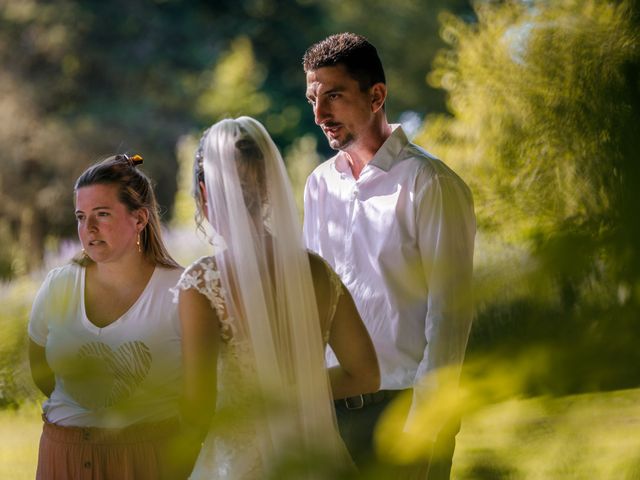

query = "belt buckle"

[{"left": 344, "top": 395, "right": 364, "bottom": 410}]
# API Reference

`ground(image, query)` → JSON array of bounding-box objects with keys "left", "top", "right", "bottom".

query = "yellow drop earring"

[{"left": 137, "top": 232, "right": 142, "bottom": 253}]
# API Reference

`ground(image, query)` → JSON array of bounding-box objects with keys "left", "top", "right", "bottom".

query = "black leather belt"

[{"left": 335, "top": 390, "right": 402, "bottom": 410}]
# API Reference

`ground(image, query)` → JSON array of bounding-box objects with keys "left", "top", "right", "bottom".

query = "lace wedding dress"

[
  {"left": 175, "top": 254, "right": 344, "bottom": 479},
  {"left": 177, "top": 117, "right": 352, "bottom": 479}
]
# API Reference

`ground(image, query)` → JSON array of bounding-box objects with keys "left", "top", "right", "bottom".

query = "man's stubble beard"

[{"left": 328, "top": 132, "right": 354, "bottom": 151}]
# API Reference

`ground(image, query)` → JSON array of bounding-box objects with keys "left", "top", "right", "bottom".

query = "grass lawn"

[
  {"left": 2, "top": 390, "right": 640, "bottom": 479},
  {"left": 452, "top": 388, "right": 640, "bottom": 479},
  {"left": 0, "top": 402, "right": 40, "bottom": 480}
]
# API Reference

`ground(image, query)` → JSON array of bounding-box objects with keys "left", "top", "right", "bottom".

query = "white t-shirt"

[{"left": 28, "top": 263, "right": 183, "bottom": 428}]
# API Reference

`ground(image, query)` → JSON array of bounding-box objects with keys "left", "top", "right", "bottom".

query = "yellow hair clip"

[
  {"left": 129, "top": 154, "right": 144, "bottom": 166},
  {"left": 115, "top": 153, "right": 144, "bottom": 167}
]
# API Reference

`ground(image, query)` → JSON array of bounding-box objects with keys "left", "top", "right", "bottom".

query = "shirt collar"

[
  {"left": 333, "top": 124, "right": 409, "bottom": 175},
  {"left": 369, "top": 124, "right": 409, "bottom": 172}
]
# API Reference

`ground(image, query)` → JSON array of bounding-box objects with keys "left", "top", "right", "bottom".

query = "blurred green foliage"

[
  {"left": 3, "top": 0, "right": 640, "bottom": 476},
  {"left": 172, "top": 134, "right": 200, "bottom": 229},
  {"left": 0, "top": 403, "right": 40, "bottom": 479},
  {"left": 0, "top": 277, "right": 41, "bottom": 408},
  {"left": 415, "top": 0, "right": 640, "bottom": 393},
  {"left": 0, "top": 0, "right": 470, "bottom": 277},
  {"left": 449, "top": 388, "right": 640, "bottom": 479}
]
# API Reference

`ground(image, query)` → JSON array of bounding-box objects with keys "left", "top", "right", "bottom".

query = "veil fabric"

[{"left": 199, "top": 117, "right": 348, "bottom": 474}]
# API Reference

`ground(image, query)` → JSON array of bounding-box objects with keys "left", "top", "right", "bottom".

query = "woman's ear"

[
  {"left": 199, "top": 181, "right": 207, "bottom": 202},
  {"left": 135, "top": 208, "right": 150, "bottom": 231},
  {"left": 199, "top": 181, "right": 209, "bottom": 218},
  {"left": 370, "top": 82, "right": 387, "bottom": 113}
]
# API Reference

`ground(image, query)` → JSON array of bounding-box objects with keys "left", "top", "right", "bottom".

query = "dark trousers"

[{"left": 334, "top": 392, "right": 459, "bottom": 480}]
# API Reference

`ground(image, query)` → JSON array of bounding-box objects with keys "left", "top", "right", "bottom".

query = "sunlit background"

[{"left": 1, "top": 0, "right": 639, "bottom": 478}]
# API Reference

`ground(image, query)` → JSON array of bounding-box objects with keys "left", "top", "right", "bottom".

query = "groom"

[{"left": 302, "top": 33, "right": 475, "bottom": 479}]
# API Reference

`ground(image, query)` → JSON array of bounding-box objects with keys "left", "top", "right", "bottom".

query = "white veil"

[{"left": 199, "top": 117, "right": 347, "bottom": 475}]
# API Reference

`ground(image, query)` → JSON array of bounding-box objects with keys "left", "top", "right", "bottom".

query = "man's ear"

[{"left": 370, "top": 82, "right": 387, "bottom": 113}]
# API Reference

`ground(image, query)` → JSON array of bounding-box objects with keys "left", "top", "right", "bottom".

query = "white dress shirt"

[{"left": 304, "top": 125, "right": 475, "bottom": 410}]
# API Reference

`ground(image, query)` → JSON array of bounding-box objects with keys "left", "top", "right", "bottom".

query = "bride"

[{"left": 174, "top": 117, "right": 380, "bottom": 478}]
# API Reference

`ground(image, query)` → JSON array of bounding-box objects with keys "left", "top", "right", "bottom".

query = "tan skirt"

[{"left": 36, "top": 416, "right": 180, "bottom": 480}]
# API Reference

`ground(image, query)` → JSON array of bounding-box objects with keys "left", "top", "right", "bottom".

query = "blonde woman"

[{"left": 29, "top": 155, "right": 186, "bottom": 479}]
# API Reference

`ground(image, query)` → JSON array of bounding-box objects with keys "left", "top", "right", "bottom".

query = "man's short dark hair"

[{"left": 302, "top": 32, "right": 386, "bottom": 91}]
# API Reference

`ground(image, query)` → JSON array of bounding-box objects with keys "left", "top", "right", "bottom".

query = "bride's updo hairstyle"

[
  {"left": 193, "top": 121, "right": 268, "bottom": 233},
  {"left": 234, "top": 136, "right": 268, "bottom": 220}
]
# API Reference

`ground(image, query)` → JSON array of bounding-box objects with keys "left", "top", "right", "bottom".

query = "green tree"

[
  {"left": 417, "top": 0, "right": 640, "bottom": 392},
  {"left": 0, "top": 0, "right": 480, "bottom": 276},
  {"left": 195, "top": 36, "right": 270, "bottom": 121},
  {"left": 0, "top": 0, "right": 327, "bottom": 274},
  {"left": 172, "top": 134, "right": 199, "bottom": 229},
  {"left": 310, "top": 0, "right": 474, "bottom": 120},
  {"left": 284, "top": 134, "right": 321, "bottom": 220},
  {"left": 0, "top": 69, "right": 80, "bottom": 276}
]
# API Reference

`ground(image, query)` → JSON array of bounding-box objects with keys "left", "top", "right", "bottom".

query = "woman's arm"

[
  {"left": 327, "top": 285, "right": 380, "bottom": 399},
  {"left": 29, "top": 339, "right": 54, "bottom": 397},
  {"left": 174, "top": 287, "right": 220, "bottom": 474},
  {"left": 179, "top": 287, "right": 220, "bottom": 434}
]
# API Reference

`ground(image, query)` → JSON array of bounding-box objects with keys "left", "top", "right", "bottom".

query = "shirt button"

[{"left": 84, "top": 461, "right": 92, "bottom": 468}]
